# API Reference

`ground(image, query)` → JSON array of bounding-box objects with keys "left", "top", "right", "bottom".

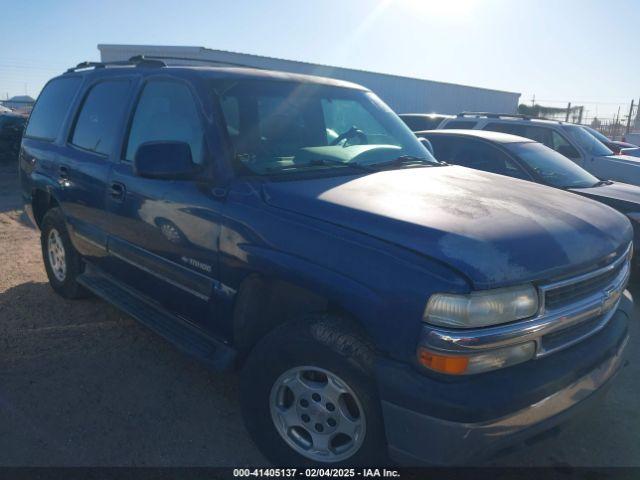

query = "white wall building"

[{"left": 98, "top": 44, "right": 521, "bottom": 115}]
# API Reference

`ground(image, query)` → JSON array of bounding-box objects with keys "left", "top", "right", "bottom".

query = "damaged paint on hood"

[{"left": 262, "top": 166, "right": 633, "bottom": 289}]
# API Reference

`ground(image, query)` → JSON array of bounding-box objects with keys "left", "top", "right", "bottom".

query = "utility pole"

[
  {"left": 531, "top": 94, "right": 535, "bottom": 107},
  {"left": 626, "top": 99, "right": 635, "bottom": 134},
  {"left": 565, "top": 102, "right": 571, "bottom": 122}
]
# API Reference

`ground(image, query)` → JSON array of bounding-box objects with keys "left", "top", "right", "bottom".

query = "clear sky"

[{"left": 1, "top": 0, "right": 638, "bottom": 119}]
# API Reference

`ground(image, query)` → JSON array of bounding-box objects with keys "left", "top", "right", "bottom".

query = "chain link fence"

[{"left": 520, "top": 99, "right": 640, "bottom": 141}]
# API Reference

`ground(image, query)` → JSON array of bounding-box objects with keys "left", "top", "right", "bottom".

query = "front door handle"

[{"left": 110, "top": 182, "right": 126, "bottom": 201}]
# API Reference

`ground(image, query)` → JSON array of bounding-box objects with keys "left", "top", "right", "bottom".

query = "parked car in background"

[
  {"left": 398, "top": 113, "right": 453, "bottom": 132},
  {"left": 438, "top": 112, "right": 640, "bottom": 186},
  {"left": 20, "top": 59, "right": 634, "bottom": 466},
  {"left": 581, "top": 125, "right": 640, "bottom": 155},
  {"left": 418, "top": 129, "right": 640, "bottom": 265},
  {"left": 0, "top": 113, "right": 26, "bottom": 162}
]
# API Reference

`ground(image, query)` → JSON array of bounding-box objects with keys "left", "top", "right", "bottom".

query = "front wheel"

[
  {"left": 240, "top": 316, "right": 387, "bottom": 466},
  {"left": 40, "top": 208, "right": 89, "bottom": 299}
]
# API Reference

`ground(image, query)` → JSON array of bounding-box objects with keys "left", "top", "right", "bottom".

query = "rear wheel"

[
  {"left": 41, "top": 208, "right": 89, "bottom": 299},
  {"left": 240, "top": 316, "right": 387, "bottom": 466}
]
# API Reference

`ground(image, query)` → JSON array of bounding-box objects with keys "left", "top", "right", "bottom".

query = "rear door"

[
  {"left": 58, "top": 77, "right": 134, "bottom": 262},
  {"left": 104, "top": 76, "right": 224, "bottom": 332}
]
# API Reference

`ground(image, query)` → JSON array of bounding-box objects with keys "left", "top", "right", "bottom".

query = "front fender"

[{"left": 240, "top": 243, "right": 382, "bottom": 329}]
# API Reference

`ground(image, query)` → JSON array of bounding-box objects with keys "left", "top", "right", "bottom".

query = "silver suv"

[{"left": 438, "top": 112, "right": 640, "bottom": 186}]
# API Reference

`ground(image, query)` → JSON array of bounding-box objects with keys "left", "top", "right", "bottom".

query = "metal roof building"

[{"left": 98, "top": 44, "right": 521, "bottom": 115}]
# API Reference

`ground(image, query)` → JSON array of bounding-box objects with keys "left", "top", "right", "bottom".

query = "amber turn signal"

[{"left": 417, "top": 348, "right": 469, "bottom": 375}]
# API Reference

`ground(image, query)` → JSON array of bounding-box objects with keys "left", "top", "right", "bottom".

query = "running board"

[{"left": 77, "top": 264, "right": 236, "bottom": 371}]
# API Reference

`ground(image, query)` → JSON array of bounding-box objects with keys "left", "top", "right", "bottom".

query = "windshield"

[
  {"left": 562, "top": 124, "right": 614, "bottom": 156},
  {"left": 213, "top": 80, "right": 436, "bottom": 175},
  {"left": 506, "top": 141, "right": 599, "bottom": 188},
  {"left": 582, "top": 125, "right": 612, "bottom": 144}
]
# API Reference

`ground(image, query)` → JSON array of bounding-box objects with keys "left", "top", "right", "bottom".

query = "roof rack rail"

[
  {"left": 65, "top": 56, "right": 166, "bottom": 73},
  {"left": 457, "top": 112, "right": 532, "bottom": 120},
  {"left": 129, "top": 54, "right": 264, "bottom": 69}
]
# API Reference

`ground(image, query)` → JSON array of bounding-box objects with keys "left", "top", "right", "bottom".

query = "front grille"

[
  {"left": 544, "top": 249, "right": 629, "bottom": 310},
  {"left": 541, "top": 314, "right": 604, "bottom": 352},
  {"left": 544, "top": 262, "right": 624, "bottom": 311}
]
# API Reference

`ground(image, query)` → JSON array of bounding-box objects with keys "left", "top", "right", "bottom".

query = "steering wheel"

[{"left": 330, "top": 126, "right": 368, "bottom": 147}]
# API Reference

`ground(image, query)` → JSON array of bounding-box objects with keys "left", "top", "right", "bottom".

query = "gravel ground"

[{"left": 0, "top": 164, "right": 638, "bottom": 466}]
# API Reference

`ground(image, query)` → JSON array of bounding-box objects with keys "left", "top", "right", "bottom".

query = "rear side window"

[
  {"left": 25, "top": 77, "right": 82, "bottom": 141},
  {"left": 483, "top": 122, "right": 572, "bottom": 154},
  {"left": 70, "top": 80, "right": 131, "bottom": 155},
  {"left": 482, "top": 122, "right": 525, "bottom": 136},
  {"left": 125, "top": 81, "right": 204, "bottom": 163},
  {"left": 441, "top": 120, "right": 477, "bottom": 129},
  {"left": 424, "top": 135, "right": 457, "bottom": 161},
  {"left": 446, "top": 138, "right": 530, "bottom": 179}
]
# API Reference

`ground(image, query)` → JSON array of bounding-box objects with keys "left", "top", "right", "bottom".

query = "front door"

[{"left": 104, "top": 77, "right": 224, "bottom": 333}]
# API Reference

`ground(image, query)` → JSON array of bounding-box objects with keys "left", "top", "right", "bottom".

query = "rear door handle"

[{"left": 110, "top": 182, "right": 126, "bottom": 201}]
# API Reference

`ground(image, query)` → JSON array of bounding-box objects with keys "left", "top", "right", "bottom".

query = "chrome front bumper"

[
  {"left": 384, "top": 328, "right": 629, "bottom": 465},
  {"left": 420, "top": 243, "right": 632, "bottom": 361}
]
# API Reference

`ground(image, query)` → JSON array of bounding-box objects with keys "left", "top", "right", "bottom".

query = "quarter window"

[
  {"left": 71, "top": 80, "right": 131, "bottom": 155},
  {"left": 126, "top": 81, "right": 204, "bottom": 164},
  {"left": 25, "top": 77, "right": 82, "bottom": 141}
]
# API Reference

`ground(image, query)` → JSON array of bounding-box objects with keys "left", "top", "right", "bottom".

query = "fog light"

[{"left": 417, "top": 341, "right": 536, "bottom": 375}]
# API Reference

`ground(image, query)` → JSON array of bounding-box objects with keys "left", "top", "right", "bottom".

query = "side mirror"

[
  {"left": 418, "top": 137, "right": 435, "bottom": 156},
  {"left": 556, "top": 144, "right": 581, "bottom": 160},
  {"left": 134, "top": 141, "right": 199, "bottom": 180}
]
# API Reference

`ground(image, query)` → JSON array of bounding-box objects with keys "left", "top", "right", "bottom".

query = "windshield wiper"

[
  {"left": 368, "top": 155, "right": 443, "bottom": 170},
  {"left": 267, "top": 158, "right": 373, "bottom": 173},
  {"left": 305, "top": 158, "right": 374, "bottom": 171}
]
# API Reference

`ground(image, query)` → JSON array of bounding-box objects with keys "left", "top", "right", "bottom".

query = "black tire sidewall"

[
  {"left": 41, "top": 208, "right": 86, "bottom": 299},
  {"left": 240, "top": 319, "right": 387, "bottom": 467}
]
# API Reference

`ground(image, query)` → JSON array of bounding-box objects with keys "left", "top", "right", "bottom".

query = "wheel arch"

[
  {"left": 31, "top": 188, "right": 60, "bottom": 229},
  {"left": 231, "top": 267, "right": 380, "bottom": 365}
]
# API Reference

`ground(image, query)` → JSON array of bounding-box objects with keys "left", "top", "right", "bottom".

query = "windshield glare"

[
  {"left": 562, "top": 124, "right": 614, "bottom": 156},
  {"left": 507, "top": 141, "right": 599, "bottom": 188},
  {"left": 213, "top": 80, "right": 436, "bottom": 175}
]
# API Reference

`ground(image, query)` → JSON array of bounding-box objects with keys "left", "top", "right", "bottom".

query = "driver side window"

[
  {"left": 550, "top": 131, "right": 581, "bottom": 160},
  {"left": 450, "top": 138, "right": 530, "bottom": 180},
  {"left": 126, "top": 80, "right": 204, "bottom": 164}
]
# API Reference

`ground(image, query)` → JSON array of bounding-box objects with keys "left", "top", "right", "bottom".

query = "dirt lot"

[{"left": 0, "top": 164, "right": 638, "bottom": 466}]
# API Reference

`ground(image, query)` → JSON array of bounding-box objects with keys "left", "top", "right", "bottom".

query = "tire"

[
  {"left": 240, "top": 315, "right": 388, "bottom": 466},
  {"left": 40, "top": 208, "right": 89, "bottom": 299}
]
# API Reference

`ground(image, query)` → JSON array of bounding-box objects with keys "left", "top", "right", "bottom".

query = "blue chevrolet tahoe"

[{"left": 19, "top": 57, "right": 634, "bottom": 466}]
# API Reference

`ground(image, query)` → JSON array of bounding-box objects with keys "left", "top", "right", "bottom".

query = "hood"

[
  {"left": 620, "top": 147, "right": 640, "bottom": 158},
  {"left": 601, "top": 154, "right": 640, "bottom": 165},
  {"left": 262, "top": 166, "right": 632, "bottom": 289},
  {"left": 569, "top": 181, "right": 640, "bottom": 212},
  {"left": 613, "top": 141, "right": 638, "bottom": 149}
]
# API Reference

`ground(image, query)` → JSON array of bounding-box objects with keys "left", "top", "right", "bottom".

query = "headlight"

[{"left": 424, "top": 284, "right": 539, "bottom": 329}]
